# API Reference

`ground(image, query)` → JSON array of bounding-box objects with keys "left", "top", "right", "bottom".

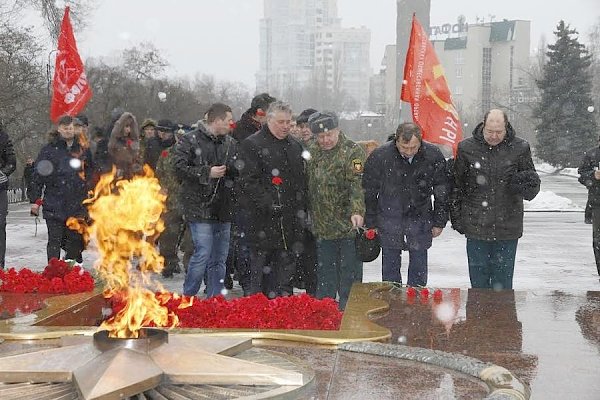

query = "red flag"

[
  {"left": 50, "top": 6, "right": 92, "bottom": 123},
  {"left": 401, "top": 14, "right": 463, "bottom": 156}
]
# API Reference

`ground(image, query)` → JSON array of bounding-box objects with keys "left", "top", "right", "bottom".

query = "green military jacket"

[
  {"left": 307, "top": 132, "right": 366, "bottom": 240},
  {"left": 154, "top": 146, "right": 180, "bottom": 212}
]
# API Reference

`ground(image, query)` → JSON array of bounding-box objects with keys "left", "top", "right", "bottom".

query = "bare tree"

[{"left": 122, "top": 42, "right": 169, "bottom": 81}]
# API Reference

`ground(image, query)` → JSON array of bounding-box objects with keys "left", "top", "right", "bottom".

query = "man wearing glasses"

[{"left": 451, "top": 109, "right": 540, "bottom": 290}]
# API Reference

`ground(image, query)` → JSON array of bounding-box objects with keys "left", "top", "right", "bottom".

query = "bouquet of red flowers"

[{"left": 0, "top": 258, "right": 95, "bottom": 294}]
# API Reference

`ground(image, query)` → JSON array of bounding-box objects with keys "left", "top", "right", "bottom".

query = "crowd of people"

[{"left": 16, "top": 92, "right": 600, "bottom": 309}]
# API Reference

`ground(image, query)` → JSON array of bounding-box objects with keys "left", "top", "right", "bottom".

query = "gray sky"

[{"left": 73, "top": 0, "right": 598, "bottom": 88}]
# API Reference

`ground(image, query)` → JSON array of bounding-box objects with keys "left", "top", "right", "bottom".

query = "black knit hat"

[
  {"left": 156, "top": 119, "right": 175, "bottom": 132},
  {"left": 308, "top": 111, "right": 339, "bottom": 134},
  {"left": 250, "top": 93, "right": 276, "bottom": 111},
  {"left": 296, "top": 108, "right": 318, "bottom": 125}
]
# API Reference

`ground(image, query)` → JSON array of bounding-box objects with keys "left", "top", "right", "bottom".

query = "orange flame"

[{"left": 80, "top": 165, "right": 178, "bottom": 338}]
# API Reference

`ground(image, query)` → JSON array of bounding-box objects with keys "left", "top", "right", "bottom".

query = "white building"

[
  {"left": 314, "top": 26, "right": 371, "bottom": 110},
  {"left": 257, "top": 0, "right": 371, "bottom": 111}
]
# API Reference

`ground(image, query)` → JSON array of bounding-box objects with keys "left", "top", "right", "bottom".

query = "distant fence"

[{"left": 7, "top": 188, "right": 26, "bottom": 204}]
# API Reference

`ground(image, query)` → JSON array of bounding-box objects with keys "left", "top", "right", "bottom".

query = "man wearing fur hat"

[{"left": 306, "top": 111, "right": 366, "bottom": 310}]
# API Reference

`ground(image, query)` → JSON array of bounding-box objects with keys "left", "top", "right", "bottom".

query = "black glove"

[{"left": 508, "top": 170, "right": 540, "bottom": 200}]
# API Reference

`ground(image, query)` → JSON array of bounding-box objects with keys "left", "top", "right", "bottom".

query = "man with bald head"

[{"left": 450, "top": 109, "right": 540, "bottom": 290}]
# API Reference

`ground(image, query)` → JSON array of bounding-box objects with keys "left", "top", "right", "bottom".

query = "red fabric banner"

[
  {"left": 401, "top": 14, "right": 463, "bottom": 155},
  {"left": 50, "top": 6, "right": 92, "bottom": 123}
]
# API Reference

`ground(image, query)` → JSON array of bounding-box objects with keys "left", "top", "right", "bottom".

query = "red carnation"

[
  {"left": 406, "top": 287, "right": 417, "bottom": 297},
  {"left": 271, "top": 176, "right": 283, "bottom": 186},
  {"left": 433, "top": 289, "right": 443, "bottom": 301},
  {"left": 365, "top": 229, "right": 377, "bottom": 240},
  {"left": 126, "top": 139, "right": 133, "bottom": 147},
  {"left": 420, "top": 288, "right": 430, "bottom": 298},
  {"left": 160, "top": 150, "right": 169, "bottom": 158},
  {"left": 229, "top": 121, "right": 237, "bottom": 129}
]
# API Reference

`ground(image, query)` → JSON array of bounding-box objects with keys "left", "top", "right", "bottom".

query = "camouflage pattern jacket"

[
  {"left": 155, "top": 146, "right": 180, "bottom": 213},
  {"left": 307, "top": 133, "right": 366, "bottom": 240}
]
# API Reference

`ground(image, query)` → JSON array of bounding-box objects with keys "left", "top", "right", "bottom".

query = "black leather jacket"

[{"left": 172, "top": 124, "right": 238, "bottom": 222}]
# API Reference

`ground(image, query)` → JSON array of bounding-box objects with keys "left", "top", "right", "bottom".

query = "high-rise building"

[
  {"left": 314, "top": 26, "right": 371, "bottom": 110},
  {"left": 431, "top": 20, "right": 532, "bottom": 122},
  {"left": 257, "top": 0, "right": 371, "bottom": 111}
]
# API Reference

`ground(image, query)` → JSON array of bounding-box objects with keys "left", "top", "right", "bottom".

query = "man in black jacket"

[
  {"left": 451, "top": 109, "right": 540, "bottom": 289},
  {"left": 577, "top": 138, "right": 600, "bottom": 276},
  {"left": 172, "top": 103, "right": 238, "bottom": 298},
  {"left": 237, "top": 101, "right": 309, "bottom": 297},
  {"left": 0, "top": 123, "right": 16, "bottom": 269},
  {"left": 363, "top": 122, "right": 448, "bottom": 287},
  {"left": 231, "top": 93, "right": 275, "bottom": 143}
]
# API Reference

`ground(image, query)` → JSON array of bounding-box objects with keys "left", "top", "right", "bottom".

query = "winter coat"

[
  {"left": 232, "top": 111, "right": 261, "bottom": 143},
  {"left": 172, "top": 124, "right": 238, "bottom": 222},
  {"left": 29, "top": 136, "right": 93, "bottom": 221},
  {"left": 108, "top": 112, "right": 142, "bottom": 178},
  {"left": 450, "top": 122, "right": 540, "bottom": 241},
  {"left": 143, "top": 136, "right": 174, "bottom": 170},
  {"left": 0, "top": 128, "right": 16, "bottom": 191},
  {"left": 577, "top": 146, "right": 600, "bottom": 208},
  {"left": 237, "top": 125, "right": 309, "bottom": 250},
  {"left": 363, "top": 141, "right": 449, "bottom": 250},
  {"left": 306, "top": 133, "right": 366, "bottom": 240}
]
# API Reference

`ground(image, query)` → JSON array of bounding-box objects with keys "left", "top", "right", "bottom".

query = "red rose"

[
  {"left": 365, "top": 229, "right": 377, "bottom": 240},
  {"left": 126, "top": 139, "right": 133, "bottom": 147},
  {"left": 271, "top": 176, "right": 283, "bottom": 186},
  {"left": 229, "top": 121, "right": 237, "bottom": 129},
  {"left": 420, "top": 288, "right": 430, "bottom": 298},
  {"left": 160, "top": 150, "right": 169, "bottom": 158},
  {"left": 406, "top": 287, "right": 417, "bottom": 297},
  {"left": 433, "top": 289, "right": 443, "bottom": 301}
]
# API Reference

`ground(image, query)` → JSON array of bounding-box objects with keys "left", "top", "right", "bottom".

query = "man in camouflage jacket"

[
  {"left": 306, "top": 112, "right": 366, "bottom": 310},
  {"left": 155, "top": 124, "right": 192, "bottom": 278}
]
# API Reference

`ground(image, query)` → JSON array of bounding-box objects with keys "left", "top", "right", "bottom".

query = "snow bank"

[{"left": 525, "top": 190, "right": 582, "bottom": 211}]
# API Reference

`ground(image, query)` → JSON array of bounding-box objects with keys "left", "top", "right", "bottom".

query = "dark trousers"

[
  {"left": 592, "top": 208, "right": 600, "bottom": 275},
  {"left": 466, "top": 238, "right": 518, "bottom": 289},
  {"left": 381, "top": 247, "right": 428, "bottom": 286},
  {"left": 316, "top": 238, "right": 362, "bottom": 310},
  {"left": 45, "top": 218, "right": 84, "bottom": 262},
  {"left": 294, "top": 230, "right": 318, "bottom": 296},
  {"left": 0, "top": 190, "right": 6, "bottom": 268},
  {"left": 246, "top": 248, "right": 295, "bottom": 298},
  {"left": 159, "top": 209, "right": 192, "bottom": 276}
]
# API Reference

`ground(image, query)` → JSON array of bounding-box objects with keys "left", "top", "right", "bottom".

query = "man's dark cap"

[
  {"left": 250, "top": 93, "right": 276, "bottom": 111},
  {"left": 296, "top": 108, "right": 318, "bottom": 125},
  {"left": 308, "top": 111, "right": 339, "bottom": 134},
  {"left": 74, "top": 114, "right": 88, "bottom": 126},
  {"left": 156, "top": 119, "right": 175, "bottom": 132}
]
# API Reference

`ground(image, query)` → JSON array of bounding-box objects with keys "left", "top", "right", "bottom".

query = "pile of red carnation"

[
  {"left": 108, "top": 292, "right": 343, "bottom": 330},
  {"left": 0, "top": 258, "right": 95, "bottom": 294}
]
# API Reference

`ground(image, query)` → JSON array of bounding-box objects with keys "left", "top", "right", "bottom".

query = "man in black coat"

[
  {"left": 0, "top": 123, "right": 16, "bottom": 269},
  {"left": 451, "top": 109, "right": 540, "bottom": 289},
  {"left": 172, "top": 103, "right": 238, "bottom": 298},
  {"left": 231, "top": 93, "right": 276, "bottom": 143},
  {"left": 29, "top": 115, "right": 94, "bottom": 263},
  {"left": 363, "top": 122, "right": 449, "bottom": 287},
  {"left": 577, "top": 137, "right": 600, "bottom": 276},
  {"left": 237, "top": 101, "right": 309, "bottom": 297}
]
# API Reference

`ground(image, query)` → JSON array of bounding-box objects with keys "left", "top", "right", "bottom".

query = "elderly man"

[
  {"left": 363, "top": 122, "right": 448, "bottom": 287},
  {"left": 237, "top": 101, "right": 309, "bottom": 298},
  {"left": 172, "top": 103, "right": 238, "bottom": 297},
  {"left": 307, "top": 111, "right": 366, "bottom": 309},
  {"left": 451, "top": 109, "right": 540, "bottom": 289}
]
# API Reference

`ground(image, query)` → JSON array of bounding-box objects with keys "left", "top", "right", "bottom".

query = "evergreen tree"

[{"left": 535, "top": 21, "right": 597, "bottom": 167}]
